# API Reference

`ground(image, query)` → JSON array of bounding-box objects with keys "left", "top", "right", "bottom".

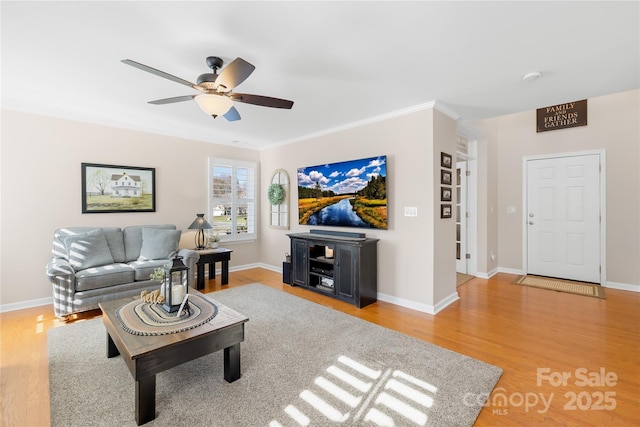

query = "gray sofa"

[{"left": 46, "top": 224, "right": 199, "bottom": 318}]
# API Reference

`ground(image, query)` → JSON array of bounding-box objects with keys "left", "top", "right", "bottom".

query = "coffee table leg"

[
  {"left": 224, "top": 343, "right": 241, "bottom": 382},
  {"left": 136, "top": 375, "right": 156, "bottom": 425},
  {"left": 107, "top": 333, "right": 120, "bottom": 358}
]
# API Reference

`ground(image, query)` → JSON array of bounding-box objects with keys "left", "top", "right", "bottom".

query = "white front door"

[{"left": 526, "top": 154, "right": 601, "bottom": 283}]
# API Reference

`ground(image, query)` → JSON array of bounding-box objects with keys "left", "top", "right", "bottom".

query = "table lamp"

[{"left": 188, "top": 214, "right": 213, "bottom": 250}]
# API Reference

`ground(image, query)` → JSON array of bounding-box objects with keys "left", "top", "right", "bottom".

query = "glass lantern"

[{"left": 161, "top": 255, "right": 189, "bottom": 313}]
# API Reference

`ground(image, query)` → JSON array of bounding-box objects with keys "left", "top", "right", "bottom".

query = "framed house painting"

[{"left": 82, "top": 163, "right": 156, "bottom": 213}]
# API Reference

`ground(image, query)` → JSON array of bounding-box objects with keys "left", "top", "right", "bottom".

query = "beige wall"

[
  {"left": 2, "top": 89, "right": 637, "bottom": 310},
  {"left": 0, "top": 110, "right": 260, "bottom": 306},
  {"left": 474, "top": 122, "right": 499, "bottom": 276},
  {"left": 1, "top": 106, "right": 459, "bottom": 311},
  {"left": 432, "top": 110, "right": 458, "bottom": 303},
  {"left": 260, "top": 107, "right": 458, "bottom": 310},
  {"left": 473, "top": 89, "right": 640, "bottom": 286}
]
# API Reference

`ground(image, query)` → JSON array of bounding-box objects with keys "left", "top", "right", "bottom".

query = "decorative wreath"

[{"left": 268, "top": 183, "right": 286, "bottom": 205}]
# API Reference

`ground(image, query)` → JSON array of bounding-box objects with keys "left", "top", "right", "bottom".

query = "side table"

[{"left": 196, "top": 248, "right": 232, "bottom": 290}]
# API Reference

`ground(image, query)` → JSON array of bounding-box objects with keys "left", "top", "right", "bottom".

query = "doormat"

[{"left": 514, "top": 275, "right": 606, "bottom": 299}]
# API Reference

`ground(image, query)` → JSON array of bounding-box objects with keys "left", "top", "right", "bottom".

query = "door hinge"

[
  {"left": 466, "top": 253, "right": 471, "bottom": 259},
  {"left": 466, "top": 212, "right": 470, "bottom": 218},
  {"left": 466, "top": 170, "right": 471, "bottom": 177}
]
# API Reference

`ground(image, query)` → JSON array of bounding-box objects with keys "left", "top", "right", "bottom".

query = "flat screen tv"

[{"left": 297, "top": 155, "right": 387, "bottom": 229}]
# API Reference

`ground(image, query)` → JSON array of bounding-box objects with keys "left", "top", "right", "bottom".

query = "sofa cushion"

[
  {"left": 75, "top": 263, "right": 135, "bottom": 292},
  {"left": 138, "top": 228, "right": 181, "bottom": 261},
  {"left": 102, "top": 228, "right": 126, "bottom": 263},
  {"left": 53, "top": 227, "right": 123, "bottom": 260},
  {"left": 123, "top": 225, "right": 176, "bottom": 262},
  {"left": 128, "top": 259, "right": 172, "bottom": 281},
  {"left": 64, "top": 232, "right": 114, "bottom": 270}
]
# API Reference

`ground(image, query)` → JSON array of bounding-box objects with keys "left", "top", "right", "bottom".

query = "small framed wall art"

[
  {"left": 441, "top": 169, "right": 452, "bottom": 185},
  {"left": 441, "top": 152, "right": 452, "bottom": 168},
  {"left": 441, "top": 187, "right": 452, "bottom": 202},
  {"left": 81, "top": 163, "right": 156, "bottom": 213},
  {"left": 441, "top": 204, "right": 452, "bottom": 219}
]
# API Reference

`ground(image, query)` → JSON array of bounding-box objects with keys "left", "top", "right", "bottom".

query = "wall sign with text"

[{"left": 536, "top": 99, "right": 587, "bottom": 132}]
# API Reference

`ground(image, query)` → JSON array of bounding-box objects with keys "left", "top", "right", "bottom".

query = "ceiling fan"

[{"left": 121, "top": 56, "right": 294, "bottom": 121}]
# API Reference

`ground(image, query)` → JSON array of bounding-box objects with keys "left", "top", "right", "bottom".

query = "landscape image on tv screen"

[{"left": 297, "top": 155, "right": 387, "bottom": 229}]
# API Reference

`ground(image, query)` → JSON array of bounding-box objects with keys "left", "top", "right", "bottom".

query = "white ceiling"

[{"left": 2, "top": 1, "right": 638, "bottom": 149}]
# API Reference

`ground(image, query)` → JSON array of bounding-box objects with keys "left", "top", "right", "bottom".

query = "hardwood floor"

[{"left": 1, "top": 268, "right": 638, "bottom": 426}]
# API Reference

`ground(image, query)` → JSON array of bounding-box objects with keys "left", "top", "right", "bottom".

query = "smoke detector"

[{"left": 523, "top": 71, "right": 542, "bottom": 81}]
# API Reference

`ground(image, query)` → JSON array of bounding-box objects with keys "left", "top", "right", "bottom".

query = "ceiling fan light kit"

[
  {"left": 121, "top": 55, "right": 293, "bottom": 122},
  {"left": 194, "top": 94, "right": 233, "bottom": 117}
]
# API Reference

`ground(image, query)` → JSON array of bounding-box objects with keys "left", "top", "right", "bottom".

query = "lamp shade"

[
  {"left": 188, "top": 213, "right": 213, "bottom": 230},
  {"left": 194, "top": 94, "right": 233, "bottom": 117}
]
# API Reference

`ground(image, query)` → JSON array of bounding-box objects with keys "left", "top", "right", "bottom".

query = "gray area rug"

[{"left": 49, "top": 283, "right": 502, "bottom": 426}]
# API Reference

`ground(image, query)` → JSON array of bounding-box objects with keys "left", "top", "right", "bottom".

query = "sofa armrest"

[
  {"left": 46, "top": 258, "right": 75, "bottom": 278},
  {"left": 46, "top": 258, "right": 76, "bottom": 318},
  {"left": 177, "top": 249, "right": 200, "bottom": 290}
]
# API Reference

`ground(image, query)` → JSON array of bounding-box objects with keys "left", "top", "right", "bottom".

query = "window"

[{"left": 208, "top": 157, "right": 257, "bottom": 242}]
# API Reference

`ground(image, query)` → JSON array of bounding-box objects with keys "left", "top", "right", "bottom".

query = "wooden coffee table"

[{"left": 99, "top": 290, "right": 248, "bottom": 425}]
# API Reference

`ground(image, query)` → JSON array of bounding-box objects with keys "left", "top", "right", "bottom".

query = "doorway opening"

[{"left": 455, "top": 135, "right": 477, "bottom": 279}]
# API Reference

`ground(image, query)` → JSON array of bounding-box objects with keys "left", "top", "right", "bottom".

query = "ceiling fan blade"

[
  {"left": 148, "top": 95, "right": 196, "bottom": 105},
  {"left": 223, "top": 106, "right": 241, "bottom": 122},
  {"left": 121, "top": 59, "right": 204, "bottom": 92},
  {"left": 230, "top": 93, "right": 294, "bottom": 109},
  {"left": 215, "top": 58, "right": 256, "bottom": 91}
]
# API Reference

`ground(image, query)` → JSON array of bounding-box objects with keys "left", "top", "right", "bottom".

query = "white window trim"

[{"left": 208, "top": 157, "right": 258, "bottom": 243}]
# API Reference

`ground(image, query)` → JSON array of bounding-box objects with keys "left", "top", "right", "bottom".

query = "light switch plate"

[{"left": 404, "top": 207, "right": 418, "bottom": 217}]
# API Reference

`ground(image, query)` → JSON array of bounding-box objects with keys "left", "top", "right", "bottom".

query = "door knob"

[
  {"left": 528, "top": 221, "right": 534, "bottom": 225},
  {"left": 529, "top": 213, "right": 534, "bottom": 217}
]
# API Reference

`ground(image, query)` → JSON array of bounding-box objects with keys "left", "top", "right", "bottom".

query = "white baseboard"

[
  {"left": 255, "top": 262, "right": 282, "bottom": 273},
  {"left": 605, "top": 281, "right": 640, "bottom": 293},
  {"left": 377, "top": 292, "right": 438, "bottom": 314},
  {"left": 377, "top": 291, "right": 458, "bottom": 315},
  {"left": 476, "top": 268, "right": 498, "bottom": 279},
  {"left": 0, "top": 296, "right": 52, "bottom": 313},
  {"left": 433, "top": 291, "right": 460, "bottom": 314},
  {"left": 228, "top": 262, "right": 263, "bottom": 272},
  {"left": 498, "top": 267, "right": 525, "bottom": 275}
]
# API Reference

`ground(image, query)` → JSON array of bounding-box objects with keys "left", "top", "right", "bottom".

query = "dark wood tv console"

[{"left": 287, "top": 232, "right": 378, "bottom": 308}]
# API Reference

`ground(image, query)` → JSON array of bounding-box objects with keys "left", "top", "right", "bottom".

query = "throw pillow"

[
  {"left": 64, "top": 232, "right": 114, "bottom": 270},
  {"left": 138, "top": 228, "right": 181, "bottom": 261}
]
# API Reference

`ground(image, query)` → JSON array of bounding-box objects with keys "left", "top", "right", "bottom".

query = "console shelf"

[{"left": 287, "top": 232, "right": 378, "bottom": 308}]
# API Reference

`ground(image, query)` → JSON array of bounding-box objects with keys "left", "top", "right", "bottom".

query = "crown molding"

[{"left": 268, "top": 100, "right": 461, "bottom": 149}]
